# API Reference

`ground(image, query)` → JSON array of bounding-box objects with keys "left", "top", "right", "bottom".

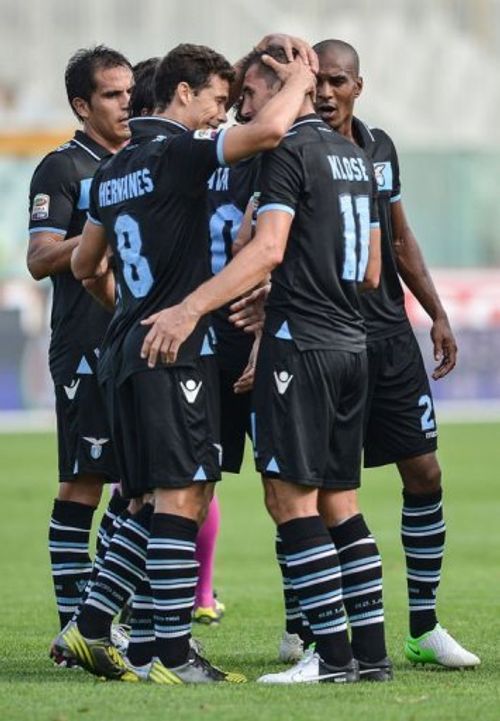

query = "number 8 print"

[{"left": 114, "top": 214, "right": 154, "bottom": 298}]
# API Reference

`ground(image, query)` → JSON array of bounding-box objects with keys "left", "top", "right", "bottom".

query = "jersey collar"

[
  {"left": 128, "top": 116, "right": 189, "bottom": 140},
  {"left": 73, "top": 130, "right": 111, "bottom": 161},
  {"left": 290, "top": 113, "right": 325, "bottom": 130},
  {"left": 352, "top": 117, "right": 375, "bottom": 151}
]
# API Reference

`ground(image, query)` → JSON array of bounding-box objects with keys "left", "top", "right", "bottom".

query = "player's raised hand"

[
  {"left": 140, "top": 302, "right": 198, "bottom": 367},
  {"left": 256, "top": 33, "right": 319, "bottom": 74},
  {"left": 431, "top": 316, "right": 457, "bottom": 379},
  {"left": 261, "top": 53, "right": 316, "bottom": 94}
]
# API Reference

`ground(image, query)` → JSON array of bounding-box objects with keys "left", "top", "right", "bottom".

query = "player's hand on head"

[
  {"left": 261, "top": 53, "right": 316, "bottom": 94},
  {"left": 431, "top": 316, "right": 457, "bottom": 380},
  {"left": 256, "top": 34, "right": 319, "bottom": 74},
  {"left": 140, "top": 302, "right": 198, "bottom": 368}
]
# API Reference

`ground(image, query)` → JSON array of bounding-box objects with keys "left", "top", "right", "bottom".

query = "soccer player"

[
  {"left": 67, "top": 43, "right": 315, "bottom": 684},
  {"left": 139, "top": 46, "right": 384, "bottom": 684},
  {"left": 26, "top": 46, "right": 133, "bottom": 639},
  {"left": 310, "top": 38, "right": 479, "bottom": 668}
]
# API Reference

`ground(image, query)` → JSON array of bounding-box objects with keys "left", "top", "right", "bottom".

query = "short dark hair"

[
  {"left": 154, "top": 43, "right": 234, "bottom": 111},
  {"left": 130, "top": 57, "right": 160, "bottom": 117},
  {"left": 313, "top": 39, "right": 360, "bottom": 76},
  {"left": 241, "top": 44, "right": 293, "bottom": 88},
  {"left": 65, "top": 45, "right": 132, "bottom": 120}
]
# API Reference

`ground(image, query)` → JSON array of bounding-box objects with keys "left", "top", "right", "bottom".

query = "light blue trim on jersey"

[
  {"left": 87, "top": 212, "right": 103, "bottom": 226},
  {"left": 370, "top": 221, "right": 381, "bottom": 229},
  {"left": 266, "top": 457, "right": 280, "bottom": 473},
  {"left": 200, "top": 334, "right": 214, "bottom": 356},
  {"left": 216, "top": 128, "right": 229, "bottom": 166},
  {"left": 390, "top": 193, "right": 402, "bottom": 204},
  {"left": 275, "top": 320, "right": 293, "bottom": 340},
  {"left": 77, "top": 178, "right": 93, "bottom": 210},
  {"left": 29, "top": 226, "right": 66, "bottom": 236},
  {"left": 76, "top": 355, "right": 93, "bottom": 375},
  {"left": 193, "top": 465, "right": 207, "bottom": 481},
  {"left": 250, "top": 412, "right": 257, "bottom": 457},
  {"left": 257, "top": 203, "right": 295, "bottom": 217}
]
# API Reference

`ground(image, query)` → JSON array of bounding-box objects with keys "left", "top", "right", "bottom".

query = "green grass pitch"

[{"left": 1, "top": 423, "right": 499, "bottom": 721}]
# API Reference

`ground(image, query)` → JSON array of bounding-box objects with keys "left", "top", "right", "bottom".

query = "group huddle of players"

[{"left": 27, "top": 32, "right": 479, "bottom": 685}]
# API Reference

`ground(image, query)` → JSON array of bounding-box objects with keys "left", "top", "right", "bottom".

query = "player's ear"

[
  {"left": 72, "top": 97, "right": 90, "bottom": 120},
  {"left": 354, "top": 76, "right": 363, "bottom": 98},
  {"left": 176, "top": 81, "right": 193, "bottom": 107}
]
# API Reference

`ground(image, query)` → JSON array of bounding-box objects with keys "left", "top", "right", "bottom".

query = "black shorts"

[
  {"left": 364, "top": 329, "right": 438, "bottom": 468},
  {"left": 218, "top": 365, "right": 251, "bottom": 473},
  {"left": 252, "top": 336, "right": 367, "bottom": 490},
  {"left": 55, "top": 374, "right": 119, "bottom": 483},
  {"left": 105, "top": 359, "right": 221, "bottom": 499}
]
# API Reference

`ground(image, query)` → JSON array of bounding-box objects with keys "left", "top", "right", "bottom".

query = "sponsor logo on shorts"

[
  {"left": 180, "top": 379, "right": 202, "bottom": 404},
  {"left": 63, "top": 379, "right": 81, "bottom": 400},
  {"left": 273, "top": 370, "right": 293, "bottom": 395},
  {"left": 425, "top": 430, "right": 438, "bottom": 439},
  {"left": 83, "top": 437, "right": 109, "bottom": 460},
  {"left": 31, "top": 193, "right": 50, "bottom": 220}
]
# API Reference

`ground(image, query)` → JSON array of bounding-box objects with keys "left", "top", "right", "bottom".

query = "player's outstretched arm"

[
  {"left": 140, "top": 210, "right": 292, "bottom": 368},
  {"left": 27, "top": 231, "right": 80, "bottom": 280},
  {"left": 222, "top": 55, "right": 315, "bottom": 165},
  {"left": 391, "top": 199, "right": 457, "bottom": 379}
]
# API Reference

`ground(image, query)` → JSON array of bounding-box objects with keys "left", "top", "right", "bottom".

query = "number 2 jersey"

[
  {"left": 88, "top": 117, "right": 228, "bottom": 385},
  {"left": 258, "top": 114, "right": 379, "bottom": 352},
  {"left": 28, "top": 131, "right": 113, "bottom": 384}
]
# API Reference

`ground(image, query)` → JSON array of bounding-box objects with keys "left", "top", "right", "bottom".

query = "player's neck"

[
  {"left": 81, "top": 123, "right": 127, "bottom": 154},
  {"left": 296, "top": 96, "right": 315, "bottom": 120},
  {"left": 338, "top": 116, "right": 357, "bottom": 145},
  {"left": 153, "top": 107, "right": 192, "bottom": 130}
]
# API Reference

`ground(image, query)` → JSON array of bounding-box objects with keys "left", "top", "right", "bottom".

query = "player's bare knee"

[
  {"left": 262, "top": 476, "right": 317, "bottom": 525},
  {"left": 318, "top": 488, "right": 359, "bottom": 527},
  {"left": 58, "top": 476, "right": 103, "bottom": 506},
  {"left": 399, "top": 453, "right": 442, "bottom": 495}
]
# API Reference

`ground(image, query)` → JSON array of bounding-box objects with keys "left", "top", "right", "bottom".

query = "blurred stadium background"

[{"left": 1, "top": 0, "right": 499, "bottom": 427}]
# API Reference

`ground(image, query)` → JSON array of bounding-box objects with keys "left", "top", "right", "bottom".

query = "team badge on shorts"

[
  {"left": 83, "top": 436, "right": 110, "bottom": 460},
  {"left": 31, "top": 193, "right": 50, "bottom": 220}
]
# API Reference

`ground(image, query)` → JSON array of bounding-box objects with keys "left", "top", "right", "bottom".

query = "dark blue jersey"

[
  {"left": 258, "top": 114, "right": 379, "bottom": 352},
  {"left": 352, "top": 117, "right": 410, "bottom": 340},
  {"left": 88, "top": 117, "right": 227, "bottom": 384},
  {"left": 28, "top": 131, "right": 112, "bottom": 384}
]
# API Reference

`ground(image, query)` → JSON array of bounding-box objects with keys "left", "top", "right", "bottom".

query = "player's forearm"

[
  {"left": 394, "top": 230, "right": 447, "bottom": 321},
  {"left": 184, "top": 234, "right": 282, "bottom": 322},
  {"left": 27, "top": 235, "right": 80, "bottom": 280},
  {"left": 82, "top": 271, "right": 116, "bottom": 312}
]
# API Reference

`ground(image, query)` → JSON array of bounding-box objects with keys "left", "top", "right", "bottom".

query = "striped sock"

[
  {"left": 329, "top": 514, "right": 386, "bottom": 663},
  {"left": 402, "top": 489, "right": 445, "bottom": 637},
  {"left": 278, "top": 516, "right": 352, "bottom": 667},
  {"left": 77, "top": 503, "right": 153, "bottom": 639},
  {"left": 275, "top": 534, "right": 313, "bottom": 645},
  {"left": 49, "top": 500, "right": 95, "bottom": 629},
  {"left": 126, "top": 577, "right": 156, "bottom": 667},
  {"left": 147, "top": 513, "right": 199, "bottom": 669}
]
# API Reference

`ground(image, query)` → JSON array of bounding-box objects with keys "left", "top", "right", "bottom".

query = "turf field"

[{"left": 1, "top": 423, "right": 499, "bottom": 721}]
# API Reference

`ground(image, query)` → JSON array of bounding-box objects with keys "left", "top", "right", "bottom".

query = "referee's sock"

[
  {"left": 275, "top": 533, "right": 314, "bottom": 645},
  {"left": 329, "top": 514, "right": 387, "bottom": 663},
  {"left": 278, "top": 516, "right": 352, "bottom": 668},
  {"left": 402, "top": 489, "right": 445, "bottom": 637},
  {"left": 49, "top": 499, "right": 96, "bottom": 629},
  {"left": 147, "top": 513, "right": 199, "bottom": 669},
  {"left": 77, "top": 503, "right": 153, "bottom": 639}
]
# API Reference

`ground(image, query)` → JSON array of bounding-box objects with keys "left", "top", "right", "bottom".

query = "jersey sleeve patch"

[
  {"left": 31, "top": 193, "right": 50, "bottom": 220},
  {"left": 373, "top": 162, "right": 393, "bottom": 191},
  {"left": 193, "top": 129, "right": 218, "bottom": 141}
]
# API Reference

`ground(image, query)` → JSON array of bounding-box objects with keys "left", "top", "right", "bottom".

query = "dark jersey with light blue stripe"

[
  {"left": 352, "top": 118, "right": 410, "bottom": 340},
  {"left": 28, "top": 131, "right": 112, "bottom": 384},
  {"left": 258, "top": 114, "right": 379, "bottom": 352},
  {"left": 207, "top": 157, "right": 260, "bottom": 370},
  {"left": 88, "top": 117, "right": 226, "bottom": 384}
]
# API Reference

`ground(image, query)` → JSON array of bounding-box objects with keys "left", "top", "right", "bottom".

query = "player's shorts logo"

[
  {"left": 274, "top": 370, "right": 293, "bottom": 395},
  {"left": 83, "top": 437, "right": 110, "bottom": 460},
  {"left": 63, "top": 379, "right": 81, "bottom": 400},
  {"left": 180, "top": 379, "right": 202, "bottom": 404},
  {"left": 374, "top": 162, "right": 393, "bottom": 191},
  {"left": 31, "top": 193, "right": 50, "bottom": 220}
]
